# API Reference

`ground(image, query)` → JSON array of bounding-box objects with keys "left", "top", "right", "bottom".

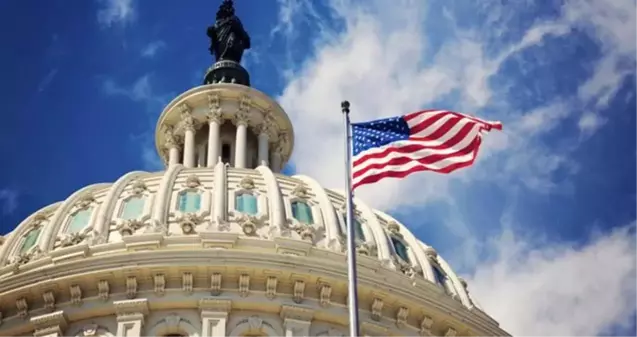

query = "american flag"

[{"left": 351, "top": 110, "right": 503, "bottom": 189}]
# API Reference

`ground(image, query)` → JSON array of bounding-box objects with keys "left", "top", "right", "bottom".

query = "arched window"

[
  {"left": 19, "top": 227, "right": 41, "bottom": 254},
  {"left": 338, "top": 211, "right": 365, "bottom": 241},
  {"left": 120, "top": 196, "right": 146, "bottom": 220},
  {"left": 178, "top": 191, "right": 201, "bottom": 213},
  {"left": 391, "top": 236, "right": 410, "bottom": 262},
  {"left": 291, "top": 201, "right": 313, "bottom": 224},
  {"left": 236, "top": 193, "right": 258, "bottom": 215},
  {"left": 432, "top": 264, "right": 447, "bottom": 286},
  {"left": 66, "top": 209, "right": 92, "bottom": 233}
]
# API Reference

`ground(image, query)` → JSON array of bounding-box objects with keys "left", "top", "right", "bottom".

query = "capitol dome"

[{"left": 0, "top": 2, "right": 509, "bottom": 337}]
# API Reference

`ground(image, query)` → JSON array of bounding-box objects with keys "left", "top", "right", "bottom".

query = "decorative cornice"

[
  {"left": 280, "top": 305, "right": 314, "bottom": 322},
  {"left": 113, "top": 298, "right": 149, "bottom": 316},
  {"left": 199, "top": 298, "right": 232, "bottom": 312},
  {"left": 30, "top": 310, "right": 67, "bottom": 330}
]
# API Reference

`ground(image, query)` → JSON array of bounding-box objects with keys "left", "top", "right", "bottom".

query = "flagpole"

[{"left": 342, "top": 100, "right": 361, "bottom": 337}]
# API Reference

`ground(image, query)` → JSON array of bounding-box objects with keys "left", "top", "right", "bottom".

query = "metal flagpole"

[{"left": 341, "top": 100, "right": 360, "bottom": 337}]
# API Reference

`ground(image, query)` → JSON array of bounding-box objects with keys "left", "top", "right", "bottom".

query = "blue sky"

[{"left": 0, "top": 0, "right": 635, "bottom": 335}]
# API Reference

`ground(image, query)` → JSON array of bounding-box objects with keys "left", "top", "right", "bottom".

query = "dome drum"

[{"left": 155, "top": 84, "right": 294, "bottom": 172}]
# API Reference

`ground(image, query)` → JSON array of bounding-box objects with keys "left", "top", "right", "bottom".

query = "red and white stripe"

[{"left": 352, "top": 110, "right": 502, "bottom": 189}]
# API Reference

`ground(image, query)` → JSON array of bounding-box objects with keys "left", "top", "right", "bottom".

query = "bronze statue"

[{"left": 207, "top": 0, "right": 251, "bottom": 63}]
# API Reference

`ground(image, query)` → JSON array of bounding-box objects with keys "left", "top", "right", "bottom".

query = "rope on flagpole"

[{"left": 342, "top": 100, "right": 360, "bottom": 337}]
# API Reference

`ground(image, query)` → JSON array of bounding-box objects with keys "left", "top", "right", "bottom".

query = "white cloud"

[
  {"left": 97, "top": 0, "right": 135, "bottom": 28},
  {"left": 465, "top": 223, "right": 636, "bottom": 336},
  {"left": 141, "top": 40, "right": 166, "bottom": 58},
  {"left": 275, "top": 0, "right": 599, "bottom": 210},
  {"left": 0, "top": 189, "right": 18, "bottom": 215}
]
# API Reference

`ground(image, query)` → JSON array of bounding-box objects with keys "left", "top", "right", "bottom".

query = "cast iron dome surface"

[{"left": 0, "top": 1, "right": 510, "bottom": 336}]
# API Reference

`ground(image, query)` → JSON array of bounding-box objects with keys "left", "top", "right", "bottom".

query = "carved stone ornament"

[
  {"left": 319, "top": 284, "right": 332, "bottom": 307},
  {"left": 233, "top": 109, "right": 250, "bottom": 127},
  {"left": 163, "top": 126, "right": 182, "bottom": 150},
  {"left": 387, "top": 221, "right": 400, "bottom": 235},
  {"left": 16, "top": 297, "right": 28, "bottom": 319},
  {"left": 291, "top": 184, "right": 310, "bottom": 199},
  {"left": 8, "top": 246, "right": 43, "bottom": 271},
  {"left": 165, "top": 313, "right": 182, "bottom": 328},
  {"left": 116, "top": 219, "right": 146, "bottom": 236},
  {"left": 43, "top": 291, "right": 55, "bottom": 312},
  {"left": 76, "top": 194, "right": 96, "bottom": 209},
  {"left": 247, "top": 315, "right": 263, "bottom": 331},
  {"left": 154, "top": 274, "right": 166, "bottom": 296},
  {"left": 239, "top": 176, "right": 255, "bottom": 190},
  {"left": 184, "top": 174, "right": 202, "bottom": 188},
  {"left": 130, "top": 179, "right": 148, "bottom": 195},
  {"left": 57, "top": 231, "right": 90, "bottom": 248},
  {"left": 239, "top": 274, "right": 250, "bottom": 297},
  {"left": 207, "top": 93, "right": 223, "bottom": 123},
  {"left": 70, "top": 284, "right": 82, "bottom": 306},
  {"left": 239, "top": 94, "right": 252, "bottom": 113},
  {"left": 80, "top": 324, "right": 99, "bottom": 336},
  {"left": 445, "top": 327, "right": 458, "bottom": 337},
  {"left": 241, "top": 218, "right": 257, "bottom": 236},
  {"left": 265, "top": 276, "right": 277, "bottom": 300},
  {"left": 289, "top": 222, "right": 315, "bottom": 242},
  {"left": 179, "top": 213, "right": 204, "bottom": 235},
  {"left": 126, "top": 276, "right": 137, "bottom": 299},
  {"left": 371, "top": 298, "right": 384, "bottom": 321},
  {"left": 180, "top": 104, "right": 196, "bottom": 131},
  {"left": 420, "top": 315, "right": 434, "bottom": 336},
  {"left": 293, "top": 280, "right": 305, "bottom": 304},
  {"left": 98, "top": 280, "right": 110, "bottom": 301},
  {"left": 396, "top": 307, "right": 409, "bottom": 328},
  {"left": 424, "top": 246, "right": 438, "bottom": 259},
  {"left": 210, "top": 273, "right": 222, "bottom": 296},
  {"left": 182, "top": 273, "right": 193, "bottom": 294}
]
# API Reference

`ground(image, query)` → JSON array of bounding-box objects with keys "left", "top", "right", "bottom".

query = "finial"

[{"left": 341, "top": 101, "right": 350, "bottom": 114}]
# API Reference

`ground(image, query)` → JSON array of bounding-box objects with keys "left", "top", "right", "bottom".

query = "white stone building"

[{"left": 0, "top": 1, "right": 510, "bottom": 336}]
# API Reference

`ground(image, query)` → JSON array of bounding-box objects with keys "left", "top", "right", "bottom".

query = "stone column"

[
  {"left": 164, "top": 127, "right": 181, "bottom": 167},
  {"left": 280, "top": 305, "right": 314, "bottom": 337},
  {"left": 181, "top": 105, "right": 197, "bottom": 168},
  {"left": 233, "top": 112, "right": 249, "bottom": 168},
  {"left": 206, "top": 98, "right": 223, "bottom": 167},
  {"left": 199, "top": 298, "right": 231, "bottom": 337},
  {"left": 113, "top": 299, "right": 149, "bottom": 337},
  {"left": 257, "top": 124, "right": 270, "bottom": 166},
  {"left": 30, "top": 311, "right": 67, "bottom": 337}
]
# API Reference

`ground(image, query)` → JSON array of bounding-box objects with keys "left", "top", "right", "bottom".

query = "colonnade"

[{"left": 162, "top": 103, "right": 283, "bottom": 172}]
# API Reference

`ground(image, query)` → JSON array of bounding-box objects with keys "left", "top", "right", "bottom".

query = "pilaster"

[
  {"left": 199, "top": 298, "right": 232, "bottom": 337},
  {"left": 30, "top": 311, "right": 67, "bottom": 337},
  {"left": 113, "top": 298, "right": 149, "bottom": 337},
  {"left": 280, "top": 305, "right": 314, "bottom": 337}
]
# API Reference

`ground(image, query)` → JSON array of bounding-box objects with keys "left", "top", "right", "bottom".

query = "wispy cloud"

[
  {"left": 97, "top": 0, "right": 136, "bottom": 28},
  {"left": 37, "top": 68, "right": 59, "bottom": 93},
  {"left": 0, "top": 189, "right": 19, "bottom": 216},
  {"left": 101, "top": 74, "right": 172, "bottom": 171},
  {"left": 141, "top": 40, "right": 166, "bottom": 58}
]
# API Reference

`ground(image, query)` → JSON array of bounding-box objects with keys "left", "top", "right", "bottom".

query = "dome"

[{"left": 0, "top": 165, "right": 506, "bottom": 336}]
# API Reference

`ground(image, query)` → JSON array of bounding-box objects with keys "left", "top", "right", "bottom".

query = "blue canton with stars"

[{"left": 351, "top": 116, "right": 410, "bottom": 156}]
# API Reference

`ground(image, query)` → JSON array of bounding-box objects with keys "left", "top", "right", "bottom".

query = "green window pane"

[
  {"left": 67, "top": 208, "right": 92, "bottom": 233},
  {"left": 236, "top": 194, "right": 258, "bottom": 215},
  {"left": 433, "top": 265, "right": 447, "bottom": 286},
  {"left": 391, "top": 236, "right": 410, "bottom": 262},
  {"left": 20, "top": 227, "right": 41, "bottom": 254},
  {"left": 340, "top": 212, "right": 365, "bottom": 241},
  {"left": 179, "top": 191, "right": 201, "bottom": 213},
  {"left": 121, "top": 196, "right": 146, "bottom": 220},
  {"left": 291, "top": 201, "right": 313, "bottom": 224}
]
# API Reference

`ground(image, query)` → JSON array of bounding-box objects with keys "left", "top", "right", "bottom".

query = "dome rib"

[
  {"left": 255, "top": 165, "right": 284, "bottom": 232},
  {"left": 152, "top": 164, "right": 185, "bottom": 226},
  {"left": 41, "top": 183, "right": 111, "bottom": 252},
  {"left": 294, "top": 174, "right": 342, "bottom": 251},
  {"left": 94, "top": 171, "right": 149, "bottom": 241}
]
